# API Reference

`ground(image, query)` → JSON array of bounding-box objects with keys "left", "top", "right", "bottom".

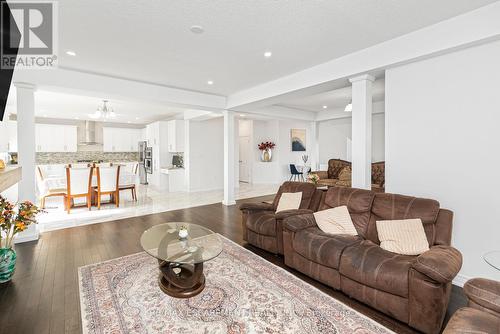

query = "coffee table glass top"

[
  {"left": 140, "top": 223, "right": 223, "bottom": 264},
  {"left": 483, "top": 251, "right": 500, "bottom": 271}
]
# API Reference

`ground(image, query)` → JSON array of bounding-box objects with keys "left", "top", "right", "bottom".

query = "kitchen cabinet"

[
  {"left": 103, "top": 127, "right": 142, "bottom": 152},
  {"left": 167, "top": 120, "right": 185, "bottom": 152},
  {"left": 0, "top": 121, "right": 9, "bottom": 152},
  {"left": 7, "top": 121, "right": 17, "bottom": 152},
  {"left": 35, "top": 124, "right": 77, "bottom": 152}
]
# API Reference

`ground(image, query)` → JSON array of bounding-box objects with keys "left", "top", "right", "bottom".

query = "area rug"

[{"left": 79, "top": 236, "right": 394, "bottom": 334}]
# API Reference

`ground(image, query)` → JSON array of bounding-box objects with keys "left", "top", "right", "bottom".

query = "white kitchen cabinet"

[
  {"left": 7, "top": 121, "right": 17, "bottom": 152},
  {"left": 167, "top": 120, "right": 185, "bottom": 152},
  {"left": 0, "top": 121, "right": 9, "bottom": 152},
  {"left": 103, "top": 127, "right": 142, "bottom": 152},
  {"left": 35, "top": 124, "right": 77, "bottom": 152}
]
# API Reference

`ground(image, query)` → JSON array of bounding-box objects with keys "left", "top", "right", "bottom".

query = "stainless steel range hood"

[{"left": 78, "top": 121, "right": 101, "bottom": 146}]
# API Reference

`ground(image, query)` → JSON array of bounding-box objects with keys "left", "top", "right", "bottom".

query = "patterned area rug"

[{"left": 79, "top": 236, "right": 393, "bottom": 334}]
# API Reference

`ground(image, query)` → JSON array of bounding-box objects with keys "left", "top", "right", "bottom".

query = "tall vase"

[
  {"left": 0, "top": 247, "right": 16, "bottom": 283},
  {"left": 261, "top": 148, "right": 272, "bottom": 162}
]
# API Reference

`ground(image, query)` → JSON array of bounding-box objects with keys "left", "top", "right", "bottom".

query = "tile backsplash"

[{"left": 36, "top": 152, "right": 139, "bottom": 165}]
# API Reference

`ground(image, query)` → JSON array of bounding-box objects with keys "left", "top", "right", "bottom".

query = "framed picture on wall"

[{"left": 291, "top": 129, "right": 306, "bottom": 151}]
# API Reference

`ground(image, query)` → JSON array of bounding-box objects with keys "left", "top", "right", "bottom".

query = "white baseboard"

[{"left": 453, "top": 274, "right": 470, "bottom": 287}]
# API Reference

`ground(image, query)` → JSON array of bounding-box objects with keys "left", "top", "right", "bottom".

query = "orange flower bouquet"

[{"left": 0, "top": 195, "right": 43, "bottom": 282}]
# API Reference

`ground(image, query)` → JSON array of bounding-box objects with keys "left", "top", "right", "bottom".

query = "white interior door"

[{"left": 239, "top": 136, "right": 250, "bottom": 183}]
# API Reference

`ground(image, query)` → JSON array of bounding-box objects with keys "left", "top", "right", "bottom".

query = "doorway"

[{"left": 239, "top": 136, "right": 250, "bottom": 183}]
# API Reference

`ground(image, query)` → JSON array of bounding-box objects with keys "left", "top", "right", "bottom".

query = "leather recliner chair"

[
  {"left": 240, "top": 181, "right": 322, "bottom": 255},
  {"left": 282, "top": 187, "right": 462, "bottom": 334}
]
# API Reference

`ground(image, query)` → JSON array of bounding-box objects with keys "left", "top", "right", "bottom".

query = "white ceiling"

[
  {"left": 5, "top": 89, "right": 183, "bottom": 124},
  {"left": 279, "top": 79, "right": 385, "bottom": 113},
  {"left": 57, "top": 0, "right": 496, "bottom": 96}
]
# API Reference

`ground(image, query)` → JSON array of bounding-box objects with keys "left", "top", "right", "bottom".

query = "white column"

[
  {"left": 223, "top": 110, "right": 236, "bottom": 205},
  {"left": 14, "top": 82, "right": 39, "bottom": 243},
  {"left": 349, "top": 74, "right": 375, "bottom": 190},
  {"left": 310, "top": 121, "right": 320, "bottom": 171}
]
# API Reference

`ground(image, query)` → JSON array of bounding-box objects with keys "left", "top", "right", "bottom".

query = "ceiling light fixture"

[
  {"left": 240, "top": 114, "right": 245, "bottom": 117},
  {"left": 264, "top": 51, "right": 272, "bottom": 58},
  {"left": 91, "top": 100, "right": 116, "bottom": 119},
  {"left": 207, "top": 80, "right": 214, "bottom": 85},
  {"left": 190, "top": 25, "right": 204, "bottom": 34},
  {"left": 322, "top": 105, "right": 327, "bottom": 109},
  {"left": 66, "top": 50, "right": 76, "bottom": 56},
  {"left": 344, "top": 101, "right": 353, "bottom": 112}
]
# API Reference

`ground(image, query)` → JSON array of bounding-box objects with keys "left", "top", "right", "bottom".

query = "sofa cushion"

[
  {"left": 293, "top": 227, "right": 362, "bottom": 270},
  {"left": 366, "top": 193, "right": 440, "bottom": 245},
  {"left": 314, "top": 206, "right": 358, "bottom": 235},
  {"left": 376, "top": 218, "right": 430, "bottom": 255},
  {"left": 245, "top": 210, "right": 277, "bottom": 236},
  {"left": 443, "top": 307, "right": 500, "bottom": 334},
  {"left": 320, "top": 187, "right": 375, "bottom": 238},
  {"left": 340, "top": 240, "right": 417, "bottom": 298},
  {"left": 272, "top": 182, "right": 317, "bottom": 211},
  {"left": 276, "top": 192, "right": 302, "bottom": 213}
]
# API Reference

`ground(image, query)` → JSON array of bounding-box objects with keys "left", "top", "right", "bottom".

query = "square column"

[
  {"left": 223, "top": 110, "right": 236, "bottom": 205},
  {"left": 350, "top": 74, "right": 375, "bottom": 190},
  {"left": 14, "top": 82, "right": 39, "bottom": 243}
]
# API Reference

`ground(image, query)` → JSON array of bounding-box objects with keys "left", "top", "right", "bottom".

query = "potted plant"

[
  {"left": 258, "top": 141, "right": 276, "bottom": 162},
  {"left": 307, "top": 173, "right": 320, "bottom": 186},
  {"left": 0, "top": 195, "right": 43, "bottom": 283}
]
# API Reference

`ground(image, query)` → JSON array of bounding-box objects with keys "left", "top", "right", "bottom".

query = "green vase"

[{"left": 0, "top": 247, "right": 16, "bottom": 283}]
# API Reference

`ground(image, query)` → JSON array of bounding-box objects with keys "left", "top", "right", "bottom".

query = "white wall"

[
  {"left": 385, "top": 40, "right": 500, "bottom": 282},
  {"left": 188, "top": 118, "right": 224, "bottom": 191},
  {"left": 319, "top": 113, "right": 385, "bottom": 164}
]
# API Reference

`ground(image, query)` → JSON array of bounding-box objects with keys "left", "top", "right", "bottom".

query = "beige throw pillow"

[
  {"left": 376, "top": 219, "right": 430, "bottom": 255},
  {"left": 313, "top": 206, "right": 358, "bottom": 235},
  {"left": 275, "top": 192, "right": 302, "bottom": 213}
]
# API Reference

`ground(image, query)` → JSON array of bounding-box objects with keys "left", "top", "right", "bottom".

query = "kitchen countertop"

[
  {"left": 160, "top": 167, "right": 184, "bottom": 174},
  {"left": 0, "top": 166, "right": 22, "bottom": 193}
]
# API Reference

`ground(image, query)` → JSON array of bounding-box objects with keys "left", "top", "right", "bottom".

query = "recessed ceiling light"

[
  {"left": 264, "top": 51, "right": 272, "bottom": 58},
  {"left": 190, "top": 25, "right": 204, "bottom": 34},
  {"left": 127, "top": 121, "right": 131, "bottom": 124},
  {"left": 207, "top": 80, "right": 214, "bottom": 85},
  {"left": 240, "top": 114, "right": 245, "bottom": 117},
  {"left": 66, "top": 50, "right": 76, "bottom": 56},
  {"left": 322, "top": 105, "right": 328, "bottom": 109}
]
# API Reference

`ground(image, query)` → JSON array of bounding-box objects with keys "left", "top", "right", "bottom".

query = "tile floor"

[{"left": 38, "top": 182, "right": 279, "bottom": 232}]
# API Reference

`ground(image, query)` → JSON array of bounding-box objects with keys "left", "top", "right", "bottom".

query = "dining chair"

[
  {"left": 93, "top": 165, "right": 121, "bottom": 209},
  {"left": 289, "top": 164, "right": 304, "bottom": 181},
  {"left": 65, "top": 166, "right": 93, "bottom": 213},
  {"left": 37, "top": 166, "right": 67, "bottom": 209},
  {"left": 119, "top": 163, "right": 138, "bottom": 201}
]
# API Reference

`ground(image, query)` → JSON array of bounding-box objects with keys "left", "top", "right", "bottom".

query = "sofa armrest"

[
  {"left": 464, "top": 278, "right": 500, "bottom": 316},
  {"left": 412, "top": 246, "right": 462, "bottom": 284},
  {"left": 275, "top": 209, "right": 313, "bottom": 221},
  {"left": 283, "top": 213, "right": 317, "bottom": 232},
  {"left": 239, "top": 202, "right": 274, "bottom": 212}
]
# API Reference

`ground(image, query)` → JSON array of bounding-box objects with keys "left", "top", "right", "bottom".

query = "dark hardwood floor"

[{"left": 0, "top": 195, "right": 466, "bottom": 334}]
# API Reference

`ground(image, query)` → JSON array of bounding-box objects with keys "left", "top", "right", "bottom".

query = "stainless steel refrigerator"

[{"left": 138, "top": 141, "right": 151, "bottom": 185}]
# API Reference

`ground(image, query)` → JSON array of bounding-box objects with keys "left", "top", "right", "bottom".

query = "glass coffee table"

[
  {"left": 483, "top": 251, "right": 500, "bottom": 271},
  {"left": 140, "top": 223, "right": 223, "bottom": 298}
]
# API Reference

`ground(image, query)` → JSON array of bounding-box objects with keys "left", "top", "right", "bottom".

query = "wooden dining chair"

[
  {"left": 65, "top": 166, "right": 93, "bottom": 213},
  {"left": 37, "top": 166, "right": 67, "bottom": 209},
  {"left": 93, "top": 165, "right": 121, "bottom": 209},
  {"left": 119, "top": 163, "right": 138, "bottom": 201}
]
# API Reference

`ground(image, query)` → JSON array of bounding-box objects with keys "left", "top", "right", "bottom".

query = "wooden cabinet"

[
  {"left": 167, "top": 120, "right": 185, "bottom": 152},
  {"left": 35, "top": 124, "right": 77, "bottom": 152},
  {"left": 103, "top": 127, "right": 141, "bottom": 152}
]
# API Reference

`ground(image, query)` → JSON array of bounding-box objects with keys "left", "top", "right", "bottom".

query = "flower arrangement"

[
  {"left": 258, "top": 141, "right": 275, "bottom": 162},
  {"left": 257, "top": 141, "right": 276, "bottom": 151},
  {"left": 307, "top": 173, "right": 320, "bottom": 185},
  {"left": 0, "top": 195, "right": 43, "bottom": 248}
]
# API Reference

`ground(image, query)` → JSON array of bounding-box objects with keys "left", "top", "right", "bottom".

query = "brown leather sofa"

[
  {"left": 443, "top": 278, "right": 500, "bottom": 333},
  {"left": 282, "top": 187, "right": 462, "bottom": 334},
  {"left": 239, "top": 181, "right": 322, "bottom": 255},
  {"left": 314, "top": 159, "right": 385, "bottom": 192}
]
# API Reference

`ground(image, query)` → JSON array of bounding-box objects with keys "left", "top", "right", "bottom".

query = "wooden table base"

[{"left": 158, "top": 260, "right": 205, "bottom": 298}]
